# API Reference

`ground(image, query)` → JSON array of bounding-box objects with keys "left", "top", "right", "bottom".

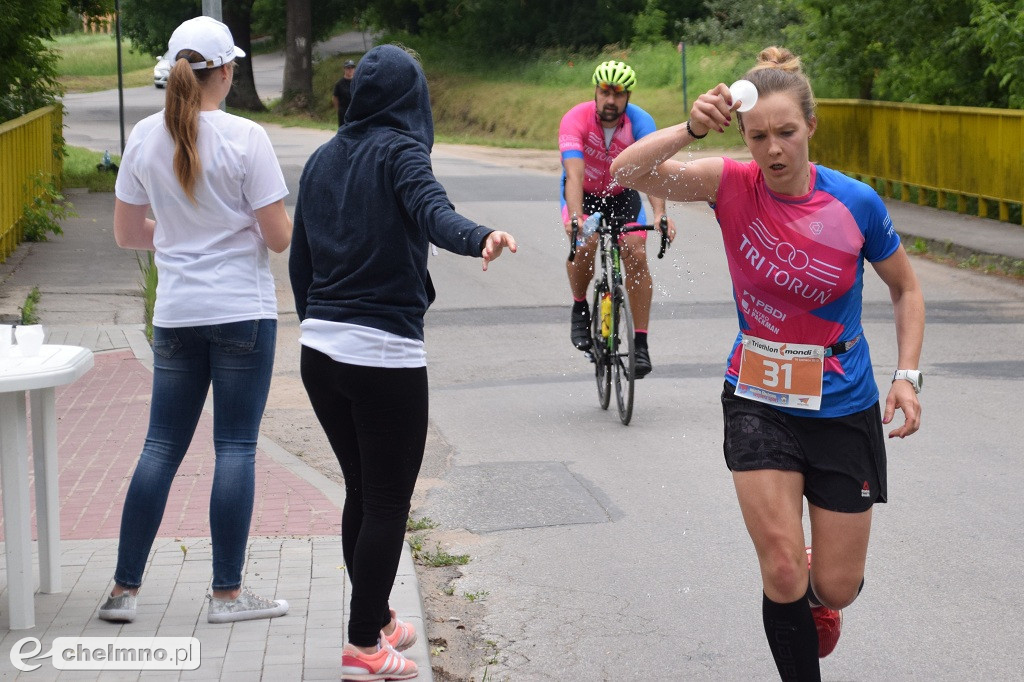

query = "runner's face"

[
  {"left": 741, "top": 92, "right": 816, "bottom": 196},
  {"left": 594, "top": 87, "right": 629, "bottom": 123}
]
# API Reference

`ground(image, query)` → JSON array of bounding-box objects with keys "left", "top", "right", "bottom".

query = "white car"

[{"left": 154, "top": 57, "right": 170, "bottom": 88}]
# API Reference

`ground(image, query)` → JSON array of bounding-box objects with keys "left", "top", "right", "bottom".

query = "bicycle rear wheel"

[
  {"left": 612, "top": 283, "right": 635, "bottom": 425},
  {"left": 592, "top": 286, "right": 611, "bottom": 410}
]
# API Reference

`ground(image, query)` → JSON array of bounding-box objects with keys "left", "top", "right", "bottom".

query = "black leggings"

[{"left": 300, "top": 347, "right": 428, "bottom": 646}]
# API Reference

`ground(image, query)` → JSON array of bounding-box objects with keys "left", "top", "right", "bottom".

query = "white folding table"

[{"left": 0, "top": 344, "right": 93, "bottom": 629}]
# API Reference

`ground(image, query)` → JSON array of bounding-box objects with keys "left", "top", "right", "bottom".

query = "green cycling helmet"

[{"left": 592, "top": 61, "right": 637, "bottom": 92}]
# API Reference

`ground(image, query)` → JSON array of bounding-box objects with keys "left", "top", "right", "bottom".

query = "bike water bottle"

[
  {"left": 577, "top": 212, "right": 602, "bottom": 245},
  {"left": 600, "top": 292, "right": 612, "bottom": 337}
]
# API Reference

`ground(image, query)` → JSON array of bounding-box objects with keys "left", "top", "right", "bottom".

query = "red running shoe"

[{"left": 806, "top": 546, "right": 843, "bottom": 658}]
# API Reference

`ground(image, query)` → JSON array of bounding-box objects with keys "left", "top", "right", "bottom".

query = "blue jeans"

[{"left": 113, "top": 319, "right": 276, "bottom": 591}]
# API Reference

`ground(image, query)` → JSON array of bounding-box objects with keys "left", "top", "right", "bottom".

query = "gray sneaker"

[
  {"left": 98, "top": 593, "right": 137, "bottom": 622},
  {"left": 207, "top": 588, "right": 289, "bottom": 624}
]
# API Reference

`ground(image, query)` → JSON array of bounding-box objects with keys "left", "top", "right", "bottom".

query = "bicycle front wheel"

[
  {"left": 592, "top": 285, "right": 611, "bottom": 410},
  {"left": 612, "top": 283, "right": 635, "bottom": 425}
]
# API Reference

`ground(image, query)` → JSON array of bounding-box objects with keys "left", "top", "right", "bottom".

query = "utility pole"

[
  {"left": 202, "top": 0, "right": 222, "bottom": 20},
  {"left": 114, "top": 0, "right": 125, "bottom": 153},
  {"left": 203, "top": 0, "right": 224, "bottom": 110},
  {"left": 680, "top": 41, "right": 688, "bottom": 113}
]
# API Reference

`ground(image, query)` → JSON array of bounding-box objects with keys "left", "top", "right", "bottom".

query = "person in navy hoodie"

[{"left": 289, "top": 44, "right": 516, "bottom": 680}]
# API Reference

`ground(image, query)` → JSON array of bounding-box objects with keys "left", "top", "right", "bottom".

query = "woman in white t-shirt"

[{"left": 97, "top": 17, "right": 293, "bottom": 626}]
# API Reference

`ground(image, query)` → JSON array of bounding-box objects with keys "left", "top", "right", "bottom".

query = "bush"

[{"left": 20, "top": 172, "right": 76, "bottom": 242}]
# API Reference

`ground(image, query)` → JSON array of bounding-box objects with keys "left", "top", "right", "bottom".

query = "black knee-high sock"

[{"left": 762, "top": 593, "right": 821, "bottom": 682}]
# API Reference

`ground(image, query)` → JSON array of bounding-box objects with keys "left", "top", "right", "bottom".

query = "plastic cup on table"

[
  {"left": 729, "top": 79, "right": 758, "bottom": 112},
  {"left": 15, "top": 324, "right": 45, "bottom": 357}
]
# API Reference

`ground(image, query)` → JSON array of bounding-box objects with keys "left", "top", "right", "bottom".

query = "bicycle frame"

[{"left": 568, "top": 213, "right": 669, "bottom": 424}]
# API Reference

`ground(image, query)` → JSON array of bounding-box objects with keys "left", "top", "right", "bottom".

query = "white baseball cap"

[{"left": 167, "top": 16, "right": 246, "bottom": 70}]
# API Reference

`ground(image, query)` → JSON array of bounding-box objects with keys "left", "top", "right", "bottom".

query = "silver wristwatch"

[{"left": 892, "top": 369, "right": 923, "bottom": 393}]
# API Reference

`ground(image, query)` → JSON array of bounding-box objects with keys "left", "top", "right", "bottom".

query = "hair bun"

[{"left": 756, "top": 46, "right": 802, "bottom": 74}]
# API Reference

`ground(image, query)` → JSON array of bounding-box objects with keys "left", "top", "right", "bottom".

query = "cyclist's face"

[{"left": 595, "top": 87, "right": 629, "bottom": 123}]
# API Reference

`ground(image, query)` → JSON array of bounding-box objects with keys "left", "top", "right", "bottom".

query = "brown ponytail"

[{"left": 164, "top": 50, "right": 217, "bottom": 204}]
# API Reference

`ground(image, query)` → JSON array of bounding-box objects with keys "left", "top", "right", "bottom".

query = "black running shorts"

[{"left": 721, "top": 381, "right": 887, "bottom": 513}]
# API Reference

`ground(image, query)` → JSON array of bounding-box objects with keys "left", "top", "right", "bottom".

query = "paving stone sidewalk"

[{"left": 0, "top": 351, "right": 427, "bottom": 680}]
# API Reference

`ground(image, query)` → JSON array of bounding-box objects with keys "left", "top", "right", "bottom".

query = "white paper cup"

[
  {"left": 0, "top": 324, "right": 11, "bottom": 358},
  {"left": 729, "top": 79, "right": 758, "bottom": 112},
  {"left": 15, "top": 324, "right": 45, "bottom": 357}
]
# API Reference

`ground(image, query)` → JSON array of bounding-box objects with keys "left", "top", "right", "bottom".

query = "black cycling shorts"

[
  {"left": 583, "top": 189, "right": 643, "bottom": 224},
  {"left": 721, "top": 381, "right": 887, "bottom": 513}
]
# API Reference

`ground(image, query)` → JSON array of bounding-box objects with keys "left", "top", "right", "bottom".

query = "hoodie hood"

[{"left": 344, "top": 45, "right": 433, "bottom": 150}]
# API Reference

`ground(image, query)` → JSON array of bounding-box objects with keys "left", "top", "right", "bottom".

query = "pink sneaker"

[
  {"left": 341, "top": 641, "right": 418, "bottom": 681},
  {"left": 806, "top": 547, "right": 843, "bottom": 658},
  {"left": 383, "top": 609, "right": 417, "bottom": 651}
]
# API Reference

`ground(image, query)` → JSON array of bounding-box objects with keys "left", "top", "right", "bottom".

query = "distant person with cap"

[
  {"left": 97, "top": 15, "right": 292, "bottom": 626},
  {"left": 333, "top": 59, "right": 357, "bottom": 126}
]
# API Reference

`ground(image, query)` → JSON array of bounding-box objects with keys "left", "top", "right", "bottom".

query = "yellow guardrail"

[
  {"left": 810, "top": 100, "right": 1024, "bottom": 225},
  {"left": 0, "top": 105, "right": 64, "bottom": 263}
]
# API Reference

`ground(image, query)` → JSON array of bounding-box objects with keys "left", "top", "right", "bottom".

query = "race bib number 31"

[{"left": 736, "top": 335, "right": 824, "bottom": 410}]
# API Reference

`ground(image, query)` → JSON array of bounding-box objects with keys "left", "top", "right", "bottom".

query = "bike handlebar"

[{"left": 567, "top": 215, "right": 670, "bottom": 264}]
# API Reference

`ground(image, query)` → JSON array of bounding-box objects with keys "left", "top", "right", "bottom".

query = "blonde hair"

[
  {"left": 164, "top": 49, "right": 221, "bottom": 204},
  {"left": 741, "top": 46, "right": 816, "bottom": 128}
]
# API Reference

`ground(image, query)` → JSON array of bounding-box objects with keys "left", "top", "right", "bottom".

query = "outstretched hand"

[
  {"left": 882, "top": 381, "right": 921, "bottom": 438},
  {"left": 482, "top": 231, "right": 518, "bottom": 271}
]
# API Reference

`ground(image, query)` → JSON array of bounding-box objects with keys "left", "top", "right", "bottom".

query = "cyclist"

[{"left": 560, "top": 60, "right": 676, "bottom": 378}]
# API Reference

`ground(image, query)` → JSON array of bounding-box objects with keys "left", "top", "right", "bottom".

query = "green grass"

[
  {"left": 62, "top": 146, "right": 121, "bottom": 192},
  {"left": 136, "top": 251, "right": 157, "bottom": 344},
  {"left": 20, "top": 287, "right": 41, "bottom": 325},
  {"left": 406, "top": 516, "right": 439, "bottom": 532},
  {"left": 52, "top": 33, "right": 157, "bottom": 76},
  {"left": 50, "top": 33, "right": 158, "bottom": 92},
  {"left": 463, "top": 590, "right": 489, "bottom": 602},
  {"left": 417, "top": 545, "right": 470, "bottom": 568},
  {"left": 226, "top": 104, "right": 339, "bottom": 131}
]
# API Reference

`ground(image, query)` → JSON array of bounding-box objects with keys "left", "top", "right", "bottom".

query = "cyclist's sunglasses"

[{"left": 598, "top": 81, "right": 626, "bottom": 93}]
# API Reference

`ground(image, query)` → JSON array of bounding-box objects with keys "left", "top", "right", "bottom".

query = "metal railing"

[
  {"left": 0, "top": 106, "right": 63, "bottom": 262},
  {"left": 810, "top": 100, "right": 1024, "bottom": 225}
]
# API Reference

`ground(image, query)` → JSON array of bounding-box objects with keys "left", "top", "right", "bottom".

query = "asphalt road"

[{"left": 60, "top": 44, "right": 1024, "bottom": 680}]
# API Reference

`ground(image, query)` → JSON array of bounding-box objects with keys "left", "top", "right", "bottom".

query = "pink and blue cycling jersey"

[
  {"left": 714, "top": 158, "right": 901, "bottom": 417},
  {"left": 558, "top": 100, "right": 657, "bottom": 213}
]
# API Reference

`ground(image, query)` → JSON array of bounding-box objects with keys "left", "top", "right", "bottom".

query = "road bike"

[{"left": 569, "top": 213, "right": 669, "bottom": 425}]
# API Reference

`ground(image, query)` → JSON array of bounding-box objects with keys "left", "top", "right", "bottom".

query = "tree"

[
  {"left": 1, "top": 0, "right": 66, "bottom": 122},
  {"left": 680, "top": 0, "right": 800, "bottom": 46},
  {"left": 634, "top": 0, "right": 669, "bottom": 45},
  {"left": 970, "top": 0, "right": 1024, "bottom": 108},
  {"left": 280, "top": 0, "right": 312, "bottom": 111},
  {"left": 118, "top": 0, "right": 197, "bottom": 55},
  {"left": 252, "top": 0, "right": 352, "bottom": 44},
  {"left": 118, "top": 0, "right": 266, "bottom": 111},
  {"left": 787, "top": 0, "right": 1002, "bottom": 106},
  {"left": 351, "top": 0, "right": 647, "bottom": 51},
  {"left": 223, "top": 0, "right": 264, "bottom": 111}
]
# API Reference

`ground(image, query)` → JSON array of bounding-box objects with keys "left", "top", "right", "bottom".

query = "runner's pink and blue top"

[
  {"left": 558, "top": 101, "right": 656, "bottom": 217},
  {"left": 714, "top": 158, "right": 901, "bottom": 417}
]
